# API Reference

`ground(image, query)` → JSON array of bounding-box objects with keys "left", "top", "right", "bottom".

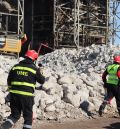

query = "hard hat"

[
  {"left": 114, "top": 56, "right": 120, "bottom": 63},
  {"left": 25, "top": 50, "right": 38, "bottom": 61}
]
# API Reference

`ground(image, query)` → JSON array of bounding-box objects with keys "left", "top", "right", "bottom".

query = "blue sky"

[{"left": 112, "top": 3, "right": 120, "bottom": 45}]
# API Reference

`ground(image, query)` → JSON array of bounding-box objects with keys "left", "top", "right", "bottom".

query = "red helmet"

[
  {"left": 25, "top": 50, "right": 38, "bottom": 61},
  {"left": 114, "top": 56, "right": 120, "bottom": 63}
]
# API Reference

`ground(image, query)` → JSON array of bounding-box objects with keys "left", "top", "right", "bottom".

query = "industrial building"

[{"left": 0, "top": 0, "right": 120, "bottom": 54}]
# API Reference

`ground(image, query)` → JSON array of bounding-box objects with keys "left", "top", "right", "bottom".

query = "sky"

[{"left": 111, "top": 2, "right": 120, "bottom": 45}]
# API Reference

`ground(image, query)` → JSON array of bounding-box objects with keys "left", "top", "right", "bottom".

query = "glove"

[
  {"left": 38, "top": 63, "right": 43, "bottom": 67},
  {"left": 38, "top": 63, "right": 44, "bottom": 75}
]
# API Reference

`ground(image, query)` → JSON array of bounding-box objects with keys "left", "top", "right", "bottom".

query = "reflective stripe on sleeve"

[
  {"left": 11, "top": 81, "right": 35, "bottom": 88},
  {"left": 12, "top": 66, "right": 36, "bottom": 74},
  {"left": 10, "top": 90, "right": 34, "bottom": 96},
  {"left": 23, "top": 124, "right": 32, "bottom": 129}
]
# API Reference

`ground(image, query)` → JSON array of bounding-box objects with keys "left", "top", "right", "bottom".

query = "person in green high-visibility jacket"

[
  {"left": 1, "top": 50, "right": 45, "bottom": 129},
  {"left": 99, "top": 56, "right": 120, "bottom": 117}
]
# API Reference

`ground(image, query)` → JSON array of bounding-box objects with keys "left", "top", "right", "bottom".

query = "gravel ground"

[{"left": 4, "top": 114, "right": 119, "bottom": 129}]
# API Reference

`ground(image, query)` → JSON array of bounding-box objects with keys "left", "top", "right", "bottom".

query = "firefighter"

[
  {"left": 1, "top": 50, "right": 45, "bottom": 129},
  {"left": 99, "top": 55, "right": 120, "bottom": 117}
]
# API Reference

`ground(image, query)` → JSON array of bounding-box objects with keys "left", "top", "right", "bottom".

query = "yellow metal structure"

[{"left": 0, "top": 36, "right": 21, "bottom": 55}]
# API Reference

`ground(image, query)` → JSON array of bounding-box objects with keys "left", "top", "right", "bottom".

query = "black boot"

[
  {"left": 98, "top": 102, "right": 107, "bottom": 116},
  {"left": 1, "top": 121, "right": 13, "bottom": 129}
]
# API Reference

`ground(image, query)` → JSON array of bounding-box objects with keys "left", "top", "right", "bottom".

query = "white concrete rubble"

[{"left": 0, "top": 44, "right": 120, "bottom": 120}]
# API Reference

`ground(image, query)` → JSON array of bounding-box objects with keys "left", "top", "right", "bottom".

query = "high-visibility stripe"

[
  {"left": 107, "top": 64, "right": 119, "bottom": 73},
  {"left": 12, "top": 66, "right": 36, "bottom": 74},
  {"left": 23, "top": 124, "right": 32, "bottom": 129},
  {"left": 11, "top": 81, "right": 35, "bottom": 88},
  {"left": 6, "top": 119, "right": 14, "bottom": 125},
  {"left": 10, "top": 90, "right": 34, "bottom": 96}
]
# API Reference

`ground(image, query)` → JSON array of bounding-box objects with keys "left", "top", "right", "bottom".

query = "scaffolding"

[
  {"left": 0, "top": 0, "right": 120, "bottom": 49},
  {"left": 53, "top": 0, "right": 75, "bottom": 48},
  {"left": 0, "top": 0, "right": 24, "bottom": 36},
  {"left": 53, "top": 0, "right": 107, "bottom": 48}
]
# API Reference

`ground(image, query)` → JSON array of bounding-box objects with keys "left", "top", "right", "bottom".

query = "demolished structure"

[
  {"left": 0, "top": 0, "right": 120, "bottom": 52},
  {"left": 0, "top": 0, "right": 120, "bottom": 125}
]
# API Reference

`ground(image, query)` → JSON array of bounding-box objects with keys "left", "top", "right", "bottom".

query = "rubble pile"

[{"left": 0, "top": 44, "right": 120, "bottom": 121}]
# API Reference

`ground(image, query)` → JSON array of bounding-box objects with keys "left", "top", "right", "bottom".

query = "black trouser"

[
  {"left": 105, "top": 84, "right": 120, "bottom": 114},
  {"left": 2, "top": 93, "right": 34, "bottom": 129}
]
